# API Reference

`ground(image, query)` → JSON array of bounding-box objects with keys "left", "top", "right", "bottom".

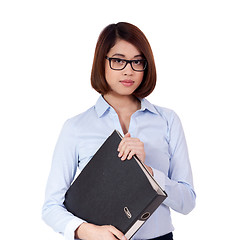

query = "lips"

[{"left": 120, "top": 80, "right": 134, "bottom": 87}]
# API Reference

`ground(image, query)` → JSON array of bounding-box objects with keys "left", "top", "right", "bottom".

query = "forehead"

[{"left": 107, "top": 39, "right": 142, "bottom": 58}]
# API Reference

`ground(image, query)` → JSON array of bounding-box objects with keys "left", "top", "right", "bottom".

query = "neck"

[{"left": 103, "top": 93, "right": 141, "bottom": 114}]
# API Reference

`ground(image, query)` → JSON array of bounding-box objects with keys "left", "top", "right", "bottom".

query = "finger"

[
  {"left": 118, "top": 141, "right": 135, "bottom": 160},
  {"left": 127, "top": 149, "right": 136, "bottom": 160},
  {"left": 118, "top": 137, "right": 140, "bottom": 153},
  {"left": 119, "top": 144, "right": 130, "bottom": 160},
  {"left": 118, "top": 140, "right": 129, "bottom": 158},
  {"left": 121, "top": 148, "right": 132, "bottom": 161},
  {"left": 117, "top": 133, "right": 131, "bottom": 151},
  {"left": 124, "top": 132, "right": 131, "bottom": 138},
  {"left": 118, "top": 140, "right": 143, "bottom": 160},
  {"left": 108, "top": 225, "right": 127, "bottom": 240},
  {"left": 127, "top": 144, "right": 145, "bottom": 162}
]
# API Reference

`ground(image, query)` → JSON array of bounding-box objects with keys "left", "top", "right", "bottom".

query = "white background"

[{"left": 0, "top": 0, "right": 240, "bottom": 239}]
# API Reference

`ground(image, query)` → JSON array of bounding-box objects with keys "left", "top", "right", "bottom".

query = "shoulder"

[
  {"left": 148, "top": 103, "right": 186, "bottom": 142},
  {"left": 148, "top": 100, "right": 179, "bottom": 123},
  {"left": 61, "top": 105, "right": 96, "bottom": 134},
  {"left": 143, "top": 98, "right": 183, "bottom": 129}
]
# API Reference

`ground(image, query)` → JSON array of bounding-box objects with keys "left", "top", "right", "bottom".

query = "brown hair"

[{"left": 91, "top": 22, "right": 156, "bottom": 98}]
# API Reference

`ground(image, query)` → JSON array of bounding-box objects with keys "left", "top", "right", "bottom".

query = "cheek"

[
  {"left": 105, "top": 63, "right": 111, "bottom": 83},
  {"left": 105, "top": 69, "right": 113, "bottom": 85},
  {"left": 105, "top": 64, "right": 120, "bottom": 85},
  {"left": 137, "top": 72, "right": 144, "bottom": 83}
]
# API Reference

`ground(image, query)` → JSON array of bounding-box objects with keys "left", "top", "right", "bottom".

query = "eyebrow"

[{"left": 111, "top": 53, "right": 143, "bottom": 58}]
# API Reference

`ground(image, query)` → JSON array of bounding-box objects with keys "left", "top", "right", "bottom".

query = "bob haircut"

[{"left": 91, "top": 22, "right": 157, "bottom": 98}]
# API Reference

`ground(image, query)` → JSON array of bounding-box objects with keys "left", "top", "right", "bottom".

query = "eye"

[
  {"left": 133, "top": 60, "right": 143, "bottom": 65},
  {"left": 112, "top": 58, "right": 125, "bottom": 65}
]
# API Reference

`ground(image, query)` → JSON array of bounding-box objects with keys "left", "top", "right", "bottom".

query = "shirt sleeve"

[
  {"left": 42, "top": 120, "right": 85, "bottom": 239},
  {"left": 153, "top": 111, "right": 196, "bottom": 215}
]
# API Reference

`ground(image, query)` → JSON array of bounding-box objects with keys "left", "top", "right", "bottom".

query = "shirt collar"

[
  {"left": 95, "top": 96, "right": 111, "bottom": 118},
  {"left": 139, "top": 98, "right": 159, "bottom": 115},
  {"left": 94, "top": 95, "right": 158, "bottom": 118}
]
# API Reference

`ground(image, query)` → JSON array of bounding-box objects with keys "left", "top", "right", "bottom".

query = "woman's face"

[{"left": 105, "top": 39, "right": 144, "bottom": 97}]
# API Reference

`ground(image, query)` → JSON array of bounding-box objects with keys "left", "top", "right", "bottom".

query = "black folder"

[{"left": 64, "top": 130, "right": 167, "bottom": 239}]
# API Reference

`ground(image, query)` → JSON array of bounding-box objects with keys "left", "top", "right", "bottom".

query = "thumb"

[{"left": 124, "top": 132, "right": 131, "bottom": 138}]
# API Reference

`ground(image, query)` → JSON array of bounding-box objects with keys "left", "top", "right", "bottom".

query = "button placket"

[{"left": 109, "top": 108, "right": 124, "bottom": 136}]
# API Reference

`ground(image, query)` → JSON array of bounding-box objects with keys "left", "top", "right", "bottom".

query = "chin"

[{"left": 118, "top": 90, "right": 136, "bottom": 97}]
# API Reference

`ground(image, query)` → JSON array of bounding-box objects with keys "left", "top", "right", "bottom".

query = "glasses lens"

[
  {"left": 110, "top": 58, "right": 127, "bottom": 70},
  {"left": 131, "top": 60, "right": 147, "bottom": 71}
]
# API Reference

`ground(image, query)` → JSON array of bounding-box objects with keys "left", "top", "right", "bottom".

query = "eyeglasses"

[{"left": 105, "top": 56, "right": 147, "bottom": 72}]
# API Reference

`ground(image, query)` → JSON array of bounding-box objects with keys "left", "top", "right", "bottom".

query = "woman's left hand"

[
  {"left": 118, "top": 133, "right": 153, "bottom": 176},
  {"left": 118, "top": 133, "right": 145, "bottom": 163},
  {"left": 118, "top": 133, "right": 146, "bottom": 163}
]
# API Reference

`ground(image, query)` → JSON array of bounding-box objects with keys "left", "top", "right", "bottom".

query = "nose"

[{"left": 122, "top": 62, "right": 134, "bottom": 75}]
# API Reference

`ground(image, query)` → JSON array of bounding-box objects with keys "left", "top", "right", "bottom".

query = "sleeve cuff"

[
  {"left": 64, "top": 217, "right": 86, "bottom": 240},
  {"left": 152, "top": 168, "right": 166, "bottom": 191}
]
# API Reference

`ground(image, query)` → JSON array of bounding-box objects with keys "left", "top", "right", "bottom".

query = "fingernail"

[{"left": 122, "top": 236, "right": 127, "bottom": 240}]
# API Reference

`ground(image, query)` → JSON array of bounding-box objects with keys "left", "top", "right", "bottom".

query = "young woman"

[{"left": 42, "top": 22, "right": 196, "bottom": 240}]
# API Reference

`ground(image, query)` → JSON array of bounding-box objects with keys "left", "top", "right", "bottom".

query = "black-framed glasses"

[{"left": 105, "top": 56, "right": 147, "bottom": 72}]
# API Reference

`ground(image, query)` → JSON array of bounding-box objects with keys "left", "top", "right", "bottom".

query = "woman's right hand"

[{"left": 75, "top": 222, "right": 127, "bottom": 240}]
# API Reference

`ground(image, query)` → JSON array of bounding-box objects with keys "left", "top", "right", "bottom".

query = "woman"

[{"left": 42, "top": 22, "right": 196, "bottom": 240}]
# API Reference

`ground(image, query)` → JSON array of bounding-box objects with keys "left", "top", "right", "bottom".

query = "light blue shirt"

[{"left": 42, "top": 96, "right": 196, "bottom": 240}]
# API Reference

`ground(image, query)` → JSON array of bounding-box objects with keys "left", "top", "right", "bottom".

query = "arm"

[
  {"left": 42, "top": 120, "right": 84, "bottom": 239},
  {"left": 153, "top": 111, "right": 196, "bottom": 215},
  {"left": 42, "top": 120, "right": 127, "bottom": 240},
  {"left": 118, "top": 112, "right": 196, "bottom": 215}
]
